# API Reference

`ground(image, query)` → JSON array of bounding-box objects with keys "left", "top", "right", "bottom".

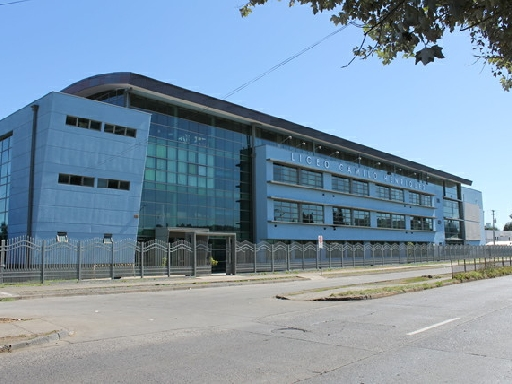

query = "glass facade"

[
  {"left": 0, "top": 133, "right": 11, "bottom": 240},
  {"left": 127, "top": 94, "right": 253, "bottom": 241}
]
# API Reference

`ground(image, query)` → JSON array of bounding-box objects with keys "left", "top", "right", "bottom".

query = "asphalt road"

[{"left": 1, "top": 268, "right": 511, "bottom": 383}]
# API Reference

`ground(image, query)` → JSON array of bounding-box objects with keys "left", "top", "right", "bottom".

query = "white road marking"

[
  {"left": 0, "top": 292, "right": 13, "bottom": 296},
  {"left": 407, "top": 318, "right": 460, "bottom": 336}
]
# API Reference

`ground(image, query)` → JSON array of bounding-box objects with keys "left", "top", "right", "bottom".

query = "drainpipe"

[{"left": 27, "top": 104, "right": 39, "bottom": 238}]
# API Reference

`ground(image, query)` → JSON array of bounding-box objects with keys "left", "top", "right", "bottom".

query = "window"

[
  {"left": 274, "top": 164, "right": 298, "bottom": 184},
  {"left": 300, "top": 169, "right": 322, "bottom": 188},
  {"left": 58, "top": 173, "right": 94, "bottom": 187},
  {"left": 443, "top": 200, "right": 460, "bottom": 219},
  {"left": 332, "top": 176, "right": 350, "bottom": 194},
  {"left": 392, "top": 214, "right": 406, "bottom": 229},
  {"left": 421, "top": 194, "right": 432, "bottom": 207},
  {"left": 390, "top": 188, "right": 404, "bottom": 202},
  {"left": 352, "top": 180, "right": 369, "bottom": 196},
  {"left": 444, "top": 181, "right": 459, "bottom": 199},
  {"left": 97, "top": 178, "right": 130, "bottom": 190},
  {"left": 375, "top": 185, "right": 389, "bottom": 199},
  {"left": 353, "top": 209, "right": 370, "bottom": 227},
  {"left": 104, "top": 124, "right": 137, "bottom": 138},
  {"left": 333, "top": 207, "right": 350, "bottom": 225},
  {"left": 377, "top": 212, "right": 391, "bottom": 228},
  {"left": 333, "top": 207, "right": 369, "bottom": 226},
  {"left": 411, "top": 216, "right": 434, "bottom": 231},
  {"left": 274, "top": 200, "right": 299, "bottom": 222},
  {"left": 444, "top": 219, "right": 462, "bottom": 239},
  {"left": 66, "top": 115, "right": 101, "bottom": 131},
  {"left": 301, "top": 203, "right": 323, "bottom": 223},
  {"left": 377, "top": 213, "right": 405, "bottom": 229},
  {"left": 409, "top": 192, "right": 421, "bottom": 205},
  {"left": 273, "top": 164, "right": 322, "bottom": 188},
  {"left": 410, "top": 192, "right": 432, "bottom": 206},
  {"left": 274, "top": 201, "right": 323, "bottom": 224}
]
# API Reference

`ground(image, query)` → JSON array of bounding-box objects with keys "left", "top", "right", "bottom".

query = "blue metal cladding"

[
  {"left": 0, "top": 92, "right": 151, "bottom": 240},
  {"left": 255, "top": 144, "right": 445, "bottom": 244}
]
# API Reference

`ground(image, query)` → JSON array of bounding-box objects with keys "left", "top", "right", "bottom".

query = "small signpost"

[{"left": 317, "top": 235, "right": 323, "bottom": 269}]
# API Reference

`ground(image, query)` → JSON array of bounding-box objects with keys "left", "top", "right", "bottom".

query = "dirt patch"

[{"left": 0, "top": 318, "right": 25, "bottom": 323}]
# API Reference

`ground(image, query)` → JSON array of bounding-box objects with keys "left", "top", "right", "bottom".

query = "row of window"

[
  {"left": 58, "top": 173, "right": 130, "bottom": 190},
  {"left": 65, "top": 115, "right": 137, "bottom": 138},
  {"left": 274, "top": 164, "right": 433, "bottom": 206},
  {"left": 273, "top": 200, "right": 434, "bottom": 230}
]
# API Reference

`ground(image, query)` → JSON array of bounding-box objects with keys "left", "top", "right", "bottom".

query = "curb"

[
  {"left": 0, "top": 275, "right": 306, "bottom": 301},
  {"left": 1, "top": 329, "right": 73, "bottom": 353}
]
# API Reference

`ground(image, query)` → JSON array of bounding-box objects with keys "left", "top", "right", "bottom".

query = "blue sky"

[{"left": 1, "top": 0, "right": 510, "bottom": 229}]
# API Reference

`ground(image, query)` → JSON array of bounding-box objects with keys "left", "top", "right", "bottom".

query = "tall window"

[
  {"left": 443, "top": 200, "right": 460, "bottom": 219},
  {"left": 0, "top": 133, "right": 12, "bottom": 240},
  {"left": 444, "top": 181, "right": 460, "bottom": 199}
]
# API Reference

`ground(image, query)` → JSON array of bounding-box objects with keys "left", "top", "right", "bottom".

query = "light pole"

[{"left": 492, "top": 210, "right": 496, "bottom": 245}]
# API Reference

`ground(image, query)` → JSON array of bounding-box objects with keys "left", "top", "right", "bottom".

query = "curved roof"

[{"left": 62, "top": 72, "right": 472, "bottom": 186}]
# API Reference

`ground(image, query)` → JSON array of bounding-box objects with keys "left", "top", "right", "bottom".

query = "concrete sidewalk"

[{"left": 0, "top": 264, "right": 451, "bottom": 352}]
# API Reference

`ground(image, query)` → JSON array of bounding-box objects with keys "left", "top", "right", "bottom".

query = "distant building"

[
  {"left": 485, "top": 230, "right": 512, "bottom": 245},
  {"left": 0, "top": 72, "right": 485, "bottom": 250}
]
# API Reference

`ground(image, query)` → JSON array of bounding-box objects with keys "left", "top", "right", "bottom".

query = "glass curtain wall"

[{"left": 128, "top": 94, "right": 253, "bottom": 241}]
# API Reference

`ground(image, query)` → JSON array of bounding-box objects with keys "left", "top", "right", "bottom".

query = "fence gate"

[{"left": 209, "top": 233, "right": 236, "bottom": 275}]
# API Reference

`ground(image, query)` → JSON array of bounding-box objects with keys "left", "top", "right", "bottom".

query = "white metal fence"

[{"left": 1, "top": 236, "right": 512, "bottom": 283}]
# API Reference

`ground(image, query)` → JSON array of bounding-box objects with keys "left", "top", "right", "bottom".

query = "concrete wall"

[{"left": 0, "top": 92, "right": 151, "bottom": 240}]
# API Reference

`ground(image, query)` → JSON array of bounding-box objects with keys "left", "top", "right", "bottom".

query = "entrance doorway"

[
  {"left": 209, "top": 235, "right": 235, "bottom": 274},
  {"left": 155, "top": 227, "right": 236, "bottom": 275}
]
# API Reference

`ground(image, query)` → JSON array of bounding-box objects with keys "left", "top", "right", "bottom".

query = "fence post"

[
  {"left": 253, "top": 244, "right": 257, "bottom": 273},
  {"left": 192, "top": 234, "right": 197, "bottom": 277},
  {"left": 316, "top": 243, "right": 319, "bottom": 270},
  {"left": 302, "top": 244, "right": 305, "bottom": 270},
  {"left": 167, "top": 242, "right": 171, "bottom": 277},
  {"left": 271, "top": 244, "right": 275, "bottom": 273},
  {"left": 0, "top": 239, "right": 5, "bottom": 284},
  {"left": 41, "top": 240, "right": 45, "bottom": 284},
  {"left": 110, "top": 240, "right": 115, "bottom": 279},
  {"left": 140, "top": 242, "right": 144, "bottom": 278},
  {"left": 286, "top": 243, "right": 290, "bottom": 271},
  {"left": 77, "top": 241, "right": 82, "bottom": 281}
]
